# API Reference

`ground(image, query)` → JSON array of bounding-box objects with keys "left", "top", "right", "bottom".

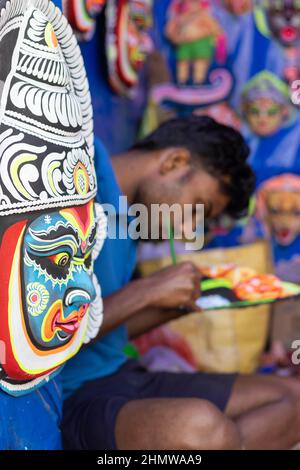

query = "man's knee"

[
  {"left": 287, "top": 391, "right": 300, "bottom": 438},
  {"left": 255, "top": 383, "right": 300, "bottom": 442},
  {"left": 173, "top": 400, "right": 242, "bottom": 450},
  {"left": 266, "top": 377, "right": 300, "bottom": 423},
  {"left": 281, "top": 377, "right": 300, "bottom": 401}
]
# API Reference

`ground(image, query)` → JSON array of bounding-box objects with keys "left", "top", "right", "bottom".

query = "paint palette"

[{"left": 196, "top": 265, "right": 300, "bottom": 311}]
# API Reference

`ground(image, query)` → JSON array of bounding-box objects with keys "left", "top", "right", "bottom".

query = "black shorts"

[{"left": 62, "top": 359, "right": 237, "bottom": 450}]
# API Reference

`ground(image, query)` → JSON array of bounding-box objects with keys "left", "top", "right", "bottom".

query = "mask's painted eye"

[
  {"left": 249, "top": 106, "right": 260, "bottom": 116},
  {"left": 50, "top": 252, "right": 71, "bottom": 267},
  {"left": 269, "top": 207, "right": 281, "bottom": 215},
  {"left": 267, "top": 105, "right": 280, "bottom": 116}
]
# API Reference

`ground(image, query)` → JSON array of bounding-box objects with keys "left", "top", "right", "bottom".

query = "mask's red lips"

[
  {"left": 278, "top": 228, "right": 290, "bottom": 237},
  {"left": 56, "top": 322, "right": 78, "bottom": 334},
  {"left": 53, "top": 304, "right": 89, "bottom": 334},
  {"left": 275, "top": 227, "right": 294, "bottom": 245},
  {"left": 280, "top": 25, "right": 298, "bottom": 43},
  {"left": 42, "top": 301, "right": 89, "bottom": 342}
]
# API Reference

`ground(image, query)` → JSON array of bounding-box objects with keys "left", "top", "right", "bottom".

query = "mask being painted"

[{"left": 0, "top": 0, "right": 106, "bottom": 395}]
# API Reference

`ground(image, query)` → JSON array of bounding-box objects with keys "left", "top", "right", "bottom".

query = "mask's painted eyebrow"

[
  {"left": 27, "top": 235, "right": 79, "bottom": 256},
  {"left": 27, "top": 224, "right": 80, "bottom": 256},
  {"left": 28, "top": 221, "right": 80, "bottom": 243}
]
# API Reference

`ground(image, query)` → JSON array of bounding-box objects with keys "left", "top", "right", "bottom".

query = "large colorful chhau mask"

[
  {"left": 106, "top": 0, "right": 153, "bottom": 96},
  {"left": 0, "top": 0, "right": 106, "bottom": 395},
  {"left": 62, "top": 0, "right": 106, "bottom": 41},
  {"left": 241, "top": 71, "right": 293, "bottom": 137}
]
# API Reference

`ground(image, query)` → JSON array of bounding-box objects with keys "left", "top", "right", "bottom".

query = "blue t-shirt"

[{"left": 62, "top": 139, "right": 138, "bottom": 399}]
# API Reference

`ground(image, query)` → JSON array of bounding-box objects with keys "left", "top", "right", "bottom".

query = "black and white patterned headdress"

[{"left": 0, "top": 0, "right": 97, "bottom": 216}]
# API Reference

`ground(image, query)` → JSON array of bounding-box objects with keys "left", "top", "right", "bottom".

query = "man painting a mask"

[{"left": 61, "top": 115, "right": 300, "bottom": 451}]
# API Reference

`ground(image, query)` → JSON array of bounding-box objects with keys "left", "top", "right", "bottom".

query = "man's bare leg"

[
  {"left": 225, "top": 375, "right": 300, "bottom": 449},
  {"left": 115, "top": 376, "right": 300, "bottom": 450},
  {"left": 115, "top": 398, "right": 241, "bottom": 450}
]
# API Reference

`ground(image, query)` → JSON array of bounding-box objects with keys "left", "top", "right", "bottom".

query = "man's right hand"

[
  {"left": 95, "top": 262, "right": 202, "bottom": 342},
  {"left": 142, "top": 262, "right": 202, "bottom": 312}
]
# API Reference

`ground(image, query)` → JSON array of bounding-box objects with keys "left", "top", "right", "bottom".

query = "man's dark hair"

[{"left": 132, "top": 116, "right": 255, "bottom": 219}]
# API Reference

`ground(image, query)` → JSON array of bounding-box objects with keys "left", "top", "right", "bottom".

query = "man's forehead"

[
  {"left": 192, "top": 168, "right": 222, "bottom": 191},
  {"left": 191, "top": 170, "right": 230, "bottom": 216}
]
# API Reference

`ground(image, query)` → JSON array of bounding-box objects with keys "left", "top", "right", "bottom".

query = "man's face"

[
  {"left": 266, "top": 1, "right": 300, "bottom": 47},
  {"left": 138, "top": 166, "right": 230, "bottom": 240},
  {"left": 245, "top": 98, "right": 287, "bottom": 136}
]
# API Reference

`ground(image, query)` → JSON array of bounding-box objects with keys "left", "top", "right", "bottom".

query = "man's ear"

[{"left": 158, "top": 147, "right": 191, "bottom": 176}]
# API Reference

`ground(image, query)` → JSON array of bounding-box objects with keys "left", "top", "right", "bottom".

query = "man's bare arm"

[
  {"left": 98, "top": 278, "right": 154, "bottom": 338},
  {"left": 89, "top": 262, "right": 202, "bottom": 343},
  {"left": 126, "top": 306, "right": 188, "bottom": 340}
]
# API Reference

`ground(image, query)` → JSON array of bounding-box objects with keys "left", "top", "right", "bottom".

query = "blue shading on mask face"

[{"left": 22, "top": 206, "right": 97, "bottom": 350}]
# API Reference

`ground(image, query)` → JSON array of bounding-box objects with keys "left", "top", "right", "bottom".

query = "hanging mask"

[
  {"left": 0, "top": 0, "right": 106, "bottom": 395},
  {"left": 241, "top": 71, "right": 293, "bottom": 137},
  {"left": 255, "top": 0, "right": 300, "bottom": 48},
  {"left": 254, "top": 1, "right": 300, "bottom": 83},
  {"left": 256, "top": 174, "right": 300, "bottom": 246},
  {"left": 106, "top": 0, "right": 154, "bottom": 96},
  {"left": 62, "top": 0, "right": 106, "bottom": 41}
]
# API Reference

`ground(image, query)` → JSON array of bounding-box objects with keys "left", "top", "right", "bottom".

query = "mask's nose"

[
  {"left": 64, "top": 289, "right": 91, "bottom": 309},
  {"left": 285, "top": 9, "right": 293, "bottom": 22},
  {"left": 65, "top": 271, "right": 97, "bottom": 307}
]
